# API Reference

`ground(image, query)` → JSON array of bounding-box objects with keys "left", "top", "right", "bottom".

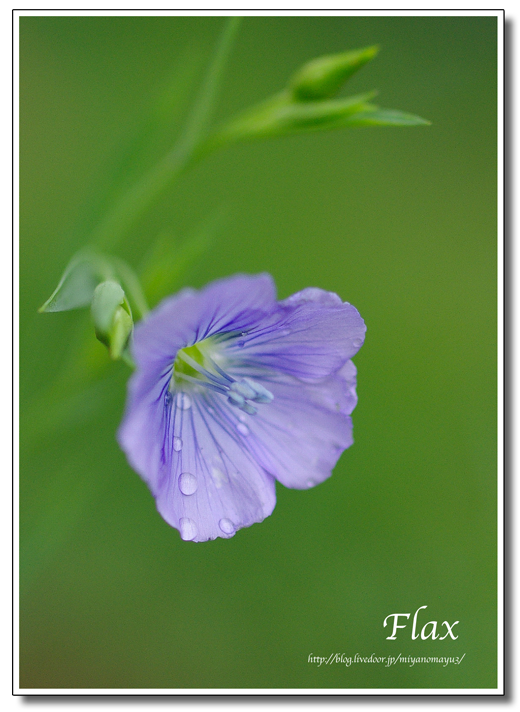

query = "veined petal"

[
  {"left": 118, "top": 388, "right": 276, "bottom": 541},
  {"left": 131, "top": 273, "right": 277, "bottom": 369},
  {"left": 227, "top": 287, "right": 366, "bottom": 381},
  {"left": 230, "top": 360, "right": 359, "bottom": 489}
]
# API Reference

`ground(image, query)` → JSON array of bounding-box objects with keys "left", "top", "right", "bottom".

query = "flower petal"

[
  {"left": 228, "top": 287, "right": 366, "bottom": 381},
  {"left": 118, "top": 385, "right": 276, "bottom": 541},
  {"left": 229, "top": 360, "right": 359, "bottom": 489},
  {"left": 131, "top": 273, "right": 277, "bottom": 369}
]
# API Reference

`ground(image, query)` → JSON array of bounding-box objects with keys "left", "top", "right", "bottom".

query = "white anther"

[{"left": 243, "top": 378, "right": 274, "bottom": 403}]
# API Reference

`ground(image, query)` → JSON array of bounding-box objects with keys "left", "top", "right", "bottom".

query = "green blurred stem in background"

[{"left": 91, "top": 16, "right": 242, "bottom": 252}]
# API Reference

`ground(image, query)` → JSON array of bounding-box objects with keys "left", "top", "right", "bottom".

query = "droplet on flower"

[
  {"left": 306, "top": 479, "right": 316, "bottom": 488},
  {"left": 281, "top": 329, "right": 291, "bottom": 336},
  {"left": 211, "top": 465, "right": 227, "bottom": 488},
  {"left": 237, "top": 340, "right": 245, "bottom": 348},
  {"left": 176, "top": 392, "right": 192, "bottom": 410},
  {"left": 164, "top": 392, "right": 173, "bottom": 407},
  {"left": 236, "top": 422, "right": 249, "bottom": 436},
  {"left": 219, "top": 518, "right": 235, "bottom": 535},
  {"left": 353, "top": 337, "right": 363, "bottom": 348},
  {"left": 173, "top": 437, "right": 183, "bottom": 452},
  {"left": 179, "top": 517, "right": 198, "bottom": 541},
  {"left": 178, "top": 472, "right": 197, "bottom": 495}
]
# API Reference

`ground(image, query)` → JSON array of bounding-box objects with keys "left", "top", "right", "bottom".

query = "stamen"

[
  {"left": 243, "top": 377, "right": 274, "bottom": 403},
  {"left": 176, "top": 373, "right": 228, "bottom": 395},
  {"left": 176, "top": 349, "right": 228, "bottom": 387},
  {"left": 227, "top": 391, "right": 245, "bottom": 408},
  {"left": 230, "top": 380, "right": 256, "bottom": 400},
  {"left": 207, "top": 356, "right": 234, "bottom": 384},
  {"left": 240, "top": 402, "right": 257, "bottom": 416},
  {"left": 169, "top": 337, "right": 273, "bottom": 417}
]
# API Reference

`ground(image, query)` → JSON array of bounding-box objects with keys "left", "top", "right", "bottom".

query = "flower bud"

[
  {"left": 91, "top": 280, "right": 133, "bottom": 359},
  {"left": 290, "top": 46, "right": 379, "bottom": 102}
]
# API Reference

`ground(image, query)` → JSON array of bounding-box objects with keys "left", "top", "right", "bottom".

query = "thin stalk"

[{"left": 91, "top": 16, "right": 241, "bottom": 252}]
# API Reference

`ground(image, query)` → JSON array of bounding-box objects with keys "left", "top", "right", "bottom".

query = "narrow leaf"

[{"left": 344, "top": 108, "right": 431, "bottom": 126}]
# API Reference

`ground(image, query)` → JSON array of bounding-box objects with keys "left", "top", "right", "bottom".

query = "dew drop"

[
  {"left": 240, "top": 331, "right": 247, "bottom": 337},
  {"left": 164, "top": 392, "right": 173, "bottom": 407},
  {"left": 207, "top": 406, "right": 215, "bottom": 415},
  {"left": 237, "top": 340, "right": 245, "bottom": 348},
  {"left": 176, "top": 392, "right": 192, "bottom": 410},
  {"left": 178, "top": 472, "right": 197, "bottom": 496},
  {"left": 173, "top": 437, "right": 183, "bottom": 452},
  {"left": 306, "top": 479, "right": 316, "bottom": 488},
  {"left": 236, "top": 422, "right": 249, "bottom": 436},
  {"left": 179, "top": 517, "right": 198, "bottom": 541},
  {"left": 353, "top": 337, "right": 363, "bottom": 348},
  {"left": 281, "top": 329, "right": 291, "bottom": 336},
  {"left": 219, "top": 518, "right": 235, "bottom": 535},
  {"left": 238, "top": 413, "right": 248, "bottom": 423},
  {"left": 211, "top": 466, "right": 227, "bottom": 488}
]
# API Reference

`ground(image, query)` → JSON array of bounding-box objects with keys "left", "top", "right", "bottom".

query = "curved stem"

[{"left": 90, "top": 16, "right": 242, "bottom": 252}]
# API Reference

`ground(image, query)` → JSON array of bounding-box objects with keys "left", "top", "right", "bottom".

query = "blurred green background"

[{"left": 19, "top": 15, "right": 497, "bottom": 689}]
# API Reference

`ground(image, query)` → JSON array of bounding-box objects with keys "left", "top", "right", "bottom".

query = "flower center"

[{"left": 170, "top": 336, "right": 273, "bottom": 415}]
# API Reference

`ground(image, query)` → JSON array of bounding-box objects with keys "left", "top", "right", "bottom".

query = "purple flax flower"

[{"left": 118, "top": 274, "right": 365, "bottom": 542}]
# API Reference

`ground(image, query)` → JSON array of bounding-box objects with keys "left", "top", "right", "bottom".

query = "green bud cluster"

[
  {"left": 39, "top": 250, "right": 148, "bottom": 363},
  {"left": 205, "top": 45, "right": 429, "bottom": 149}
]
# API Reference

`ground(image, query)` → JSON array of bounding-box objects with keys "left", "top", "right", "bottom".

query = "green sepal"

[
  {"left": 290, "top": 46, "right": 379, "bottom": 102},
  {"left": 107, "top": 307, "right": 133, "bottom": 360},
  {"left": 38, "top": 251, "right": 114, "bottom": 313},
  {"left": 212, "top": 90, "right": 377, "bottom": 144}
]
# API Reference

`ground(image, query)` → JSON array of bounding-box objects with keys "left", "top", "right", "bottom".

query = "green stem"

[{"left": 90, "top": 16, "right": 241, "bottom": 252}]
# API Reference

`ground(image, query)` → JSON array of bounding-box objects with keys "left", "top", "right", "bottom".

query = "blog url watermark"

[{"left": 308, "top": 653, "right": 466, "bottom": 668}]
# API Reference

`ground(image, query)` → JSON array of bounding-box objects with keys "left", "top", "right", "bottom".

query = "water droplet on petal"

[
  {"left": 179, "top": 517, "right": 197, "bottom": 541},
  {"left": 238, "top": 413, "right": 248, "bottom": 423},
  {"left": 237, "top": 340, "right": 245, "bottom": 348},
  {"left": 219, "top": 518, "right": 235, "bottom": 535},
  {"left": 236, "top": 422, "right": 249, "bottom": 436},
  {"left": 178, "top": 472, "right": 197, "bottom": 496},
  {"left": 306, "top": 479, "right": 316, "bottom": 488},
  {"left": 353, "top": 337, "right": 363, "bottom": 348},
  {"left": 240, "top": 331, "right": 247, "bottom": 337},
  {"left": 281, "top": 329, "right": 291, "bottom": 337},
  {"left": 211, "top": 466, "right": 227, "bottom": 488},
  {"left": 164, "top": 392, "right": 173, "bottom": 407},
  {"left": 176, "top": 392, "right": 192, "bottom": 410},
  {"left": 207, "top": 406, "right": 215, "bottom": 415},
  {"left": 173, "top": 437, "right": 183, "bottom": 452}
]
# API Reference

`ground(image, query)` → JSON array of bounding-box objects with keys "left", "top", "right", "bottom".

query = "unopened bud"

[
  {"left": 91, "top": 280, "right": 133, "bottom": 359},
  {"left": 290, "top": 46, "right": 379, "bottom": 102}
]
